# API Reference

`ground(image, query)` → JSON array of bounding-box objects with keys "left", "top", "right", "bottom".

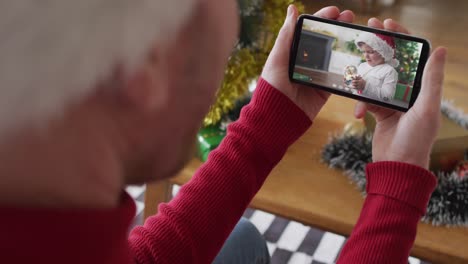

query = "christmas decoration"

[
  {"left": 197, "top": 96, "right": 252, "bottom": 161},
  {"left": 203, "top": 48, "right": 259, "bottom": 126},
  {"left": 344, "top": 65, "right": 359, "bottom": 90},
  {"left": 345, "top": 39, "right": 362, "bottom": 56},
  {"left": 197, "top": 126, "right": 227, "bottom": 162},
  {"left": 322, "top": 132, "right": 372, "bottom": 192},
  {"left": 455, "top": 159, "right": 468, "bottom": 178},
  {"left": 225, "top": 95, "right": 252, "bottom": 122},
  {"left": 322, "top": 101, "right": 468, "bottom": 226},
  {"left": 203, "top": 0, "right": 305, "bottom": 126},
  {"left": 237, "top": 0, "right": 264, "bottom": 49},
  {"left": 395, "top": 38, "right": 420, "bottom": 85},
  {"left": 424, "top": 167, "right": 468, "bottom": 226},
  {"left": 394, "top": 83, "right": 412, "bottom": 102},
  {"left": 343, "top": 120, "right": 366, "bottom": 136},
  {"left": 442, "top": 100, "right": 468, "bottom": 130}
]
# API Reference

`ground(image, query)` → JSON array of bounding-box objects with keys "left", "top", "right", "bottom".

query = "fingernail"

[
  {"left": 355, "top": 102, "right": 365, "bottom": 118},
  {"left": 438, "top": 47, "right": 447, "bottom": 60},
  {"left": 287, "top": 5, "right": 293, "bottom": 17},
  {"left": 354, "top": 107, "right": 360, "bottom": 118}
]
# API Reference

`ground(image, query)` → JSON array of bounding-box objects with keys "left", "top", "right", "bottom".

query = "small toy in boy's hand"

[{"left": 343, "top": 65, "right": 361, "bottom": 94}]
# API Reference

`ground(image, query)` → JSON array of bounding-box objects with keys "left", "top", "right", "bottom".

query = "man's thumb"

[
  {"left": 273, "top": 5, "right": 298, "bottom": 50},
  {"left": 416, "top": 47, "right": 447, "bottom": 111}
]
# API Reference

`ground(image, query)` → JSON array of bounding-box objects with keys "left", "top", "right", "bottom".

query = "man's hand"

[
  {"left": 261, "top": 5, "right": 355, "bottom": 120},
  {"left": 354, "top": 18, "right": 447, "bottom": 169}
]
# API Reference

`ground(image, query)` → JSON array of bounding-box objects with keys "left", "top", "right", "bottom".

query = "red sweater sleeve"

[
  {"left": 337, "top": 161, "right": 437, "bottom": 264},
  {"left": 128, "top": 78, "right": 312, "bottom": 264}
]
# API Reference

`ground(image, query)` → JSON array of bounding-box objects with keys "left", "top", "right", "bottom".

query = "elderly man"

[{"left": 0, "top": 1, "right": 446, "bottom": 263}]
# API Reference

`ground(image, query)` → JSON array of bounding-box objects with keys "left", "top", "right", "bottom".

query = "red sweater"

[{"left": 0, "top": 79, "right": 436, "bottom": 264}]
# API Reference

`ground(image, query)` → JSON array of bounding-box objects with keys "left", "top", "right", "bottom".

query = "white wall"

[
  {"left": 328, "top": 51, "right": 362, "bottom": 74},
  {"left": 303, "top": 19, "right": 361, "bottom": 43}
]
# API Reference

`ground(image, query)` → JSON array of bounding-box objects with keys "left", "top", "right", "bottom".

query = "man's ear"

[{"left": 121, "top": 49, "right": 168, "bottom": 112}]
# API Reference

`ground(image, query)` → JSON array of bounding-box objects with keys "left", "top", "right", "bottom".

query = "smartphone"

[{"left": 289, "top": 15, "right": 431, "bottom": 111}]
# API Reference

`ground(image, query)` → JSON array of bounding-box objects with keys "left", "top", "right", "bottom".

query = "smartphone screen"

[{"left": 289, "top": 15, "right": 430, "bottom": 111}]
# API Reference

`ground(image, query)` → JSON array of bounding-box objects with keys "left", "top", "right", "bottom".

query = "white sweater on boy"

[{"left": 357, "top": 62, "right": 398, "bottom": 101}]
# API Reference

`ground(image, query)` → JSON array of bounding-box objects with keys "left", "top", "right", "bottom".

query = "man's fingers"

[
  {"left": 415, "top": 47, "right": 447, "bottom": 113},
  {"left": 354, "top": 101, "right": 367, "bottom": 119},
  {"left": 337, "top": 10, "right": 355, "bottom": 23},
  {"left": 314, "top": 6, "right": 341, "bottom": 19},
  {"left": 368, "top": 17, "right": 410, "bottom": 34},
  {"left": 273, "top": 5, "right": 343, "bottom": 57},
  {"left": 368, "top": 17, "right": 384, "bottom": 29},
  {"left": 354, "top": 101, "right": 398, "bottom": 121},
  {"left": 267, "top": 5, "right": 346, "bottom": 70},
  {"left": 383, "top": 19, "right": 410, "bottom": 34}
]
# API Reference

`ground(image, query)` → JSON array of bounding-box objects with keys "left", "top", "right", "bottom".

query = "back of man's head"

[{"left": 0, "top": 0, "right": 195, "bottom": 137}]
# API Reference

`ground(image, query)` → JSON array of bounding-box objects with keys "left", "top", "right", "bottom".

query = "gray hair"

[{"left": 0, "top": 0, "right": 195, "bottom": 137}]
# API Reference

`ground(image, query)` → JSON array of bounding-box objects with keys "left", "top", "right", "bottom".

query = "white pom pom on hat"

[{"left": 355, "top": 32, "right": 400, "bottom": 68}]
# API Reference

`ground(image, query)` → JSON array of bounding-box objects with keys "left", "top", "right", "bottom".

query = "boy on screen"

[{"left": 351, "top": 32, "right": 399, "bottom": 102}]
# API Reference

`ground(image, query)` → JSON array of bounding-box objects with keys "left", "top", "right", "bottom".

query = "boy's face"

[{"left": 359, "top": 43, "right": 385, "bottom": 67}]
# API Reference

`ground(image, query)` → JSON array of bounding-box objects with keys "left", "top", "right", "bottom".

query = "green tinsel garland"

[
  {"left": 203, "top": 0, "right": 304, "bottom": 126},
  {"left": 322, "top": 101, "right": 468, "bottom": 226}
]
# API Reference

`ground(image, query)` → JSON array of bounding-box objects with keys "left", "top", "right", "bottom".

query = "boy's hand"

[
  {"left": 261, "top": 5, "right": 355, "bottom": 120},
  {"left": 352, "top": 76, "right": 365, "bottom": 90}
]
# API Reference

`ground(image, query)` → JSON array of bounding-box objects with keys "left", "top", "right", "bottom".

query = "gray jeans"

[{"left": 213, "top": 218, "right": 270, "bottom": 264}]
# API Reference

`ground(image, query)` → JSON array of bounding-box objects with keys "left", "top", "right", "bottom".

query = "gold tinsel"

[
  {"left": 343, "top": 121, "right": 367, "bottom": 136},
  {"left": 203, "top": 0, "right": 304, "bottom": 126}
]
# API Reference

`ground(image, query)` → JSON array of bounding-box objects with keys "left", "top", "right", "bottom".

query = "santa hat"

[
  {"left": 355, "top": 32, "right": 400, "bottom": 68},
  {"left": 0, "top": 0, "right": 195, "bottom": 137}
]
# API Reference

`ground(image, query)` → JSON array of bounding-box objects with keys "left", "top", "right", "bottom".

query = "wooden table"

[{"left": 144, "top": 95, "right": 468, "bottom": 264}]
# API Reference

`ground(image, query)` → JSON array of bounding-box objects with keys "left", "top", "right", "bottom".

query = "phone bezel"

[{"left": 288, "top": 14, "right": 431, "bottom": 112}]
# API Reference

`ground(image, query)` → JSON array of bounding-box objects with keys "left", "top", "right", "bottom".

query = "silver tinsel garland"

[
  {"left": 322, "top": 101, "right": 468, "bottom": 226},
  {"left": 441, "top": 100, "right": 468, "bottom": 129}
]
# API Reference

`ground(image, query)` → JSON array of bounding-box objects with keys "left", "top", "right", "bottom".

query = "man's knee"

[
  {"left": 237, "top": 218, "right": 263, "bottom": 240},
  {"left": 213, "top": 218, "right": 270, "bottom": 264}
]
